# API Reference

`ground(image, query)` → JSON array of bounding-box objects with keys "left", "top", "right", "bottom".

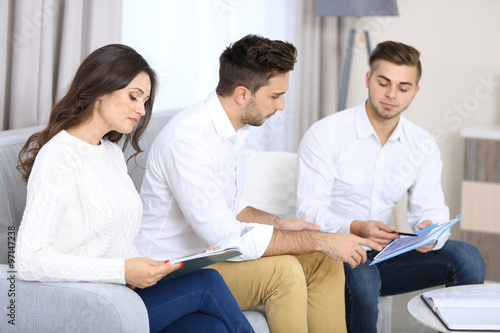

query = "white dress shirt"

[
  {"left": 296, "top": 103, "right": 450, "bottom": 250},
  {"left": 135, "top": 92, "right": 273, "bottom": 261}
]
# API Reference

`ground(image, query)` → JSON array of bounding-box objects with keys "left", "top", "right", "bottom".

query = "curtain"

[
  {"left": 0, "top": 0, "right": 123, "bottom": 131},
  {"left": 289, "top": 0, "right": 342, "bottom": 151},
  {"left": 247, "top": 0, "right": 342, "bottom": 152},
  {"left": 0, "top": 0, "right": 8, "bottom": 130}
]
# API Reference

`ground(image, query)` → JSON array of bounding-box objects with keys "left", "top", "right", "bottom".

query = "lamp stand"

[{"left": 338, "top": 18, "right": 372, "bottom": 111}]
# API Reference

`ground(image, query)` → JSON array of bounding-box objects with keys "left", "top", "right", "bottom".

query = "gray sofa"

[{"left": 0, "top": 110, "right": 268, "bottom": 332}]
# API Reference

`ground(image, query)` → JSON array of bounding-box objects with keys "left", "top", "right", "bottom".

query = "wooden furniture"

[{"left": 460, "top": 126, "right": 500, "bottom": 282}]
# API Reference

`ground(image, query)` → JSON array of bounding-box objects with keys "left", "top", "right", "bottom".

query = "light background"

[{"left": 123, "top": 0, "right": 500, "bottom": 238}]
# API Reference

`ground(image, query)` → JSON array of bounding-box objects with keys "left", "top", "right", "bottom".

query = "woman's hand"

[{"left": 125, "top": 257, "right": 182, "bottom": 289}]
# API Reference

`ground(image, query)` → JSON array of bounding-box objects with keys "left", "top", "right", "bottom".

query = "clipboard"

[{"left": 369, "top": 215, "right": 462, "bottom": 266}]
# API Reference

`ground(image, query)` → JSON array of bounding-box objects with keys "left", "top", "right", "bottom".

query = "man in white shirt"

[
  {"left": 296, "top": 41, "right": 486, "bottom": 333},
  {"left": 136, "top": 34, "right": 380, "bottom": 332}
]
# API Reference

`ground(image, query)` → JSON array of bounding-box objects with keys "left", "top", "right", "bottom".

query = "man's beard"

[{"left": 241, "top": 97, "right": 266, "bottom": 127}]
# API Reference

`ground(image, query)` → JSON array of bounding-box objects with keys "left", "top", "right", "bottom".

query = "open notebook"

[{"left": 421, "top": 285, "right": 500, "bottom": 331}]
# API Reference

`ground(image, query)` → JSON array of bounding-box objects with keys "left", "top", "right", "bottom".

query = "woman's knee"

[
  {"left": 195, "top": 269, "right": 230, "bottom": 289},
  {"left": 198, "top": 268, "right": 224, "bottom": 280}
]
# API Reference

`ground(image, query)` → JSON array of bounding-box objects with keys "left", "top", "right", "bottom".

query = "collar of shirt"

[
  {"left": 206, "top": 91, "right": 251, "bottom": 149},
  {"left": 355, "top": 102, "right": 404, "bottom": 144}
]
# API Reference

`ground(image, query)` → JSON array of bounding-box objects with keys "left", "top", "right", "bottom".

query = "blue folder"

[{"left": 369, "top": 215, "right": 462, "bottom": 266}]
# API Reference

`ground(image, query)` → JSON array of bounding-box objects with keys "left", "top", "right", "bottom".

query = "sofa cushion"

[{"left": 242, "top": 150, "right": 297, "bottom": 219}]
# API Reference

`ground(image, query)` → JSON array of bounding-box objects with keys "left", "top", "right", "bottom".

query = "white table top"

[
  {"left": 407, "top": 284, "right": 500, "bottom": 333},
  {"left": 461, "top": 125, "right": 500, "bottom": 141}
]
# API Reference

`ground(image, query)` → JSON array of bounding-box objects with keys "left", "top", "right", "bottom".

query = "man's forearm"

[
  {"left": 261, "top": 228, "right": 382, "bottom": 269},
  {"left": 262, "top": 229, "right": 321, "bottom": 257},
  {"left": 237, "top": 206, "right": 278, "bottom": 227}
]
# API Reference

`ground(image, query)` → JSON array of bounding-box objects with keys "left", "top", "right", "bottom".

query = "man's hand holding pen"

[{"left": 350, "top": 220, "right": 400, "bottom": 248}]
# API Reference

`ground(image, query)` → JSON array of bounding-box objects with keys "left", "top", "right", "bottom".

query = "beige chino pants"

[{"left": 210, "top": 253, "right": 347, "bottom": 333}]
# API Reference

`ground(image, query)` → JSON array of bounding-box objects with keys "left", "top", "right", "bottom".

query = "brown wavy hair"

[
  {"left": 216, "top": 34, "right": 297, "bottom": 97},
  {"left": 17, "top": 44, "right": 158, "bottom": 183}
]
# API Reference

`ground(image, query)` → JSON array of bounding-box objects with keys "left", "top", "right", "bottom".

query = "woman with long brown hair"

[{"left": 15, "top": 44, "right": 253, "bottom": 333}]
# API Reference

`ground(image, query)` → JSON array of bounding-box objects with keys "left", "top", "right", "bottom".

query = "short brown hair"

[
  {"left": 369, "top": 41, "right": 422, "bottom": 82},
  {"left": 216, "top": 34, "right": 297, "bottom": 97}
]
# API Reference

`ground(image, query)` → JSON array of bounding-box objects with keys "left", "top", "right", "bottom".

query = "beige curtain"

[
  {"left": 0, "top": 0, "right": 8, "bottom": 130},
  {"left": 0, "top": 0, "right": 123, "bottom": 130},
  {"left": 291, "top": 0, "right": 342, "bottom": 150}
]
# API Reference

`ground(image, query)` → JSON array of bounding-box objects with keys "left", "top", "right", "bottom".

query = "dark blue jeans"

[
  {"left": 134, "top": 269, "right": 254, "bottom": 333},
  {"left": 344, "top": 240, "right": 486, "bottom": 333}
]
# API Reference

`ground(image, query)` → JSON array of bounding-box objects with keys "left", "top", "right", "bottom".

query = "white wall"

[{"left": 344, "top": 0, "right": 500, "bottom": 237}]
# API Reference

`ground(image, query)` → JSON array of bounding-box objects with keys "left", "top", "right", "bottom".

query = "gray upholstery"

[
  {"left": 0, "top": 110, "right": 267, "bottom": 332},
  {"left": 1, "top": 265, "right": 149, "bottom": 333},
  {"left": 0, "top": 125, "right": 42, "bottom": 264}
]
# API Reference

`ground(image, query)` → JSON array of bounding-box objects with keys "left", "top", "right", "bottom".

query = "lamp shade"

[{"left": 315, "top": 0, "right": 398, "bottom": 17}]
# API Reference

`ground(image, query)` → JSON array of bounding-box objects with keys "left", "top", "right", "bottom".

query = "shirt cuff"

[
  {"left": 231, "top": 223, "right": 274, "bottom": 261},
  {"left": 431, "top": 230, "right": 450, "bottom": 251},
  {"left": 319, "top": 217, "right": 352, "bottom": 234}
]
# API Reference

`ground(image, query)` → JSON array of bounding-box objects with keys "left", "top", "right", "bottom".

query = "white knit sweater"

[{"left": 16, "top": 131, "right": 142, "bottom": 284}]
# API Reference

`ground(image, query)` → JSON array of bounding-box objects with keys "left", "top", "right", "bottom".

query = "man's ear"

[
  {"left": 412, "top": 85, "right": 420, "bottom": 99},
  {"left": 365, "top": 71, "right": 371, "bottom": 88},
  {"left": 234, "top": 86, "right": 249, "bottom": 106}
]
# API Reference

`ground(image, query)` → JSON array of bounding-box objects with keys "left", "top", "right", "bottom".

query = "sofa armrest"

[{"left": 0, "top": 264, "right": 148, "bottom": 333}]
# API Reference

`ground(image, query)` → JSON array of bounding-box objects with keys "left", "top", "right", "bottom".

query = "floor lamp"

[{"left": 315, "top": 0, "right": 398, "bottom": 111}]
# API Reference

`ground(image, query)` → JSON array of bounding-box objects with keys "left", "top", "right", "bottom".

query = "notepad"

[
  {"left": 421, "top": 285, "right": 500, "bottom": 331},
  {"left": 161, "top": 226, "right": 253, "bottom": 279},
  {"left": 369, "top": 215, "right": 462, "bottom": 266}
]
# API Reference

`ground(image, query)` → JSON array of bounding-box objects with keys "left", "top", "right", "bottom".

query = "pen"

[{"left": 393, "top": 231, "right": 417, "bottom": 237}]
